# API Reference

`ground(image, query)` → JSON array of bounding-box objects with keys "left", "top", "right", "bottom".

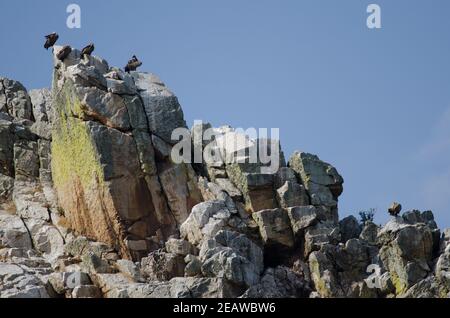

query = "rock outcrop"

[{"left": 0, "top": 48, "right": 449, "bottom": 298}]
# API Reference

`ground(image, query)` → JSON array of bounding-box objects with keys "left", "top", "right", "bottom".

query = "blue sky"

[{"left": 0, "top": 0, "right": 449, "bottom": 228}]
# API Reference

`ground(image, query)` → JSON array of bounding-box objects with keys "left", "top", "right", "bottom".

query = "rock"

[
  {"left": 151, "top": 134, "right": 172, "bottom": 159},
  {"left": 165, "top": 238, "right": 196, "bottom": 256},
  {"left": 0, "top": 214, "right": 32, "bottom": 249},
  {"left": 241, "top": 266, "right": 309, "bottom": 298},
  {"left": 0, "top": 77, "right": 33, "bottom": 120},
  {"left": 288, "top": 152, "right": 343, "bottom": 208},
  {"left": 0, "top": 174, "right": 14, "bottom": 203},
  {"left": 214, "top": 178, "right": 242, "bottom": 200},
  {"left": 339, "top": 216, "right": 362, "bottom": 243},
  {"left": 252, "top": 208, "right": 294, "bottom": 249},
  {"left": 29, "top": 88, "right": 52, "bottom": 140},
  {"left": 274, "top": 167, "right": 298, "bottom": 189},
  {"left": 400, "top": 276, "right": 441, "bottom": 298},
  {"left": 131, "top": 72, "right": 187, "bottom": 144},
  {"left": 81, "top": 252, "right": 113, "bottom": 274},
  {"left": 359, "top": 221, "right": 379, "bottom": 245},
  {"left": 276, "top": 181, "right": 309, "bottom": 208},
  {"left": 76, "top": 87, "right": 131, "bottom": 130},
  {"left": 48, "top": 272, "right": 91, "bottom": 294},
  {"left": 184, "top": 255, "right": 202, "bottom": 277},
  {"left": 158, "top": 163, "right": 202, "bottom": 225},
  {"left": 141, "top": 250, "right": 185, "bottom": 281},
  {"left": 72, "top": 285, "right": 102, "bottom": 298},
  {"left": 226, "top": 166, "right": 277, "bottom": 212},
  {"left": 436, "top": 245, "right": 450, "bottom": 292},
  {"left": 12, "top": 180, "right": 50, "bottom": 221},
  {"left": 28, "top": 222, "right": 65, "bottom": 263},
  {"left": 199, "top": 230, "right": 263, "bottom": 288},
  {"left": 304, "top": 222, "right": 340, "bottom": 257},
  {"left": 116, "top": 259, "right": 142, "bottom": 282},
  {"left": 287, "top": 205, "right": 323, "bottom": 236},
  {"left": 13, "top": 141, "right": 40, "bottom": 180},
  {"left": 309, "top": 250, "right": 343, "bottom": 298},
  {"left": 180, "top": 200, "right": 232, "bottom": 246},
  {"left": 378, "top": 218, "right": 434, "bottom": 295}
]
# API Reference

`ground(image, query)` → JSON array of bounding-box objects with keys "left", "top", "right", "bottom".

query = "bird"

[
  {"left": 128, "top": 55, "right": 138, "bottom": 64},
  {"left": 81, "top": 43, "right": 95, "bottom": 58},
  {"left": 56, "top": 45, "right": 72, "bottom": 61},
  {"left": 124, "top": 55, "right": 142, "bottom": 73},
  {"left": 44, "top": 32, "right": 59, "bottom": 50},
  {"left": 388, "top": 202, "right": 402, "bottom": 217}
]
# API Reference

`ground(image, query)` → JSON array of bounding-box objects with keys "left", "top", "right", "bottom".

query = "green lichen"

[
  {"left": 51, "top": 80, "right": 104, "bottom": 188},
  {"left": 390, "top": 271, "right": 407, "bottom": 296}
]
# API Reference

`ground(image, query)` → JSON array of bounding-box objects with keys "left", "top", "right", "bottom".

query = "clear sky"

[{"left": 0, "top": 0, "right": 449, "bottom": 228}]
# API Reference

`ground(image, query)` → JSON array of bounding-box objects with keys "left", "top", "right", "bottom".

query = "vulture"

[
  {"left": 56, "top": 45, "right": 72, "bottom": 61},
  {"left": 388, "top": 202, "right": 402, "bottom": 217},
  {"left": 44, "top": 32, "right": 59, "bottom": 50},
  {"left": 125, "top": 55, "right": 142, "bottom": 73},
  {"left": 81, "top": 43, "right": 95, "bottom": 58}
]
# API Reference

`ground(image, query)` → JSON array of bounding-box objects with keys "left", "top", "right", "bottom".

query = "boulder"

[
  {"left": 199, "top": 230, "right": 263, "bottom": 288},
  {"left": 339, "top": 216, "right": 362, "bottom": 243},
  {"left": 288, "top": 152, "right": 343, "bottom": 208},
  {"left": 0, "top": 77, "right": 33, "bottom": 120},
  {"left": 378, "top": 218, "right": 434, "bottom": 295},
  {"left": 276, "top": 181, "right": 309, "bottom": 208},
  {"left": 252, "top": 208, "right": 294, "bottom": 249},
  {"left": 180, "top": 200, "right": 232, "bottom": 246},
  {"left": 0, "top": 214, "right": 32, "bottom": 249},
  {"left": 241, "top": 266, "right": 309, "bottom": 298},
  {"left": 141, "top": 250, "right": 185, "bottom": 281}
]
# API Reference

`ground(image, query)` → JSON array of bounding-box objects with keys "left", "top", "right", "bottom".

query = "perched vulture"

[
  {"left": 44, "top": 32, "right": 59, "bottom": 50},
  {"left": 81, "top": 43, "right": 95, "bottom": 58},
  {"left": 125, "top": 55, "right": 142, "bottom": 73},
  {"left": 56, "top": 45, "right": 72, "bottom": 61},
  {"left": 388, "top": 202, "right": 402, "bottom": 217}
]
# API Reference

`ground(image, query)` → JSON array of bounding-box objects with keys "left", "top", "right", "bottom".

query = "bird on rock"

[
  {"left": 56, "top": 45, "right": 72, "bottom": 61},
  {"left": 124, "top": 55, "right": 142, "bottom": 73},
  {"left": 388, "top": 202, "right": 402, "bottom": 217},
  {"left": 44, "top": 32, "right": 59, "bottom": 50},
  {"left": 81, "top": 43, "right": 95, "bottom": 58}
]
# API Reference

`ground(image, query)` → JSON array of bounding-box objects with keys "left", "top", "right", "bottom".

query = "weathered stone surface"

[
  {"left": 252, "top": 208, "right": 294, "bottom": 249},
  {"left": 0, "top": 77, "right": 33, "bottom": 120},
  {"left": 165, "top": 238, "right": 196, "bottom": 257},
  {"left": 241, "top": 266, "right": 309, "bottom": 298},
  {"left": 72, "top": 285, "right": 102, "bottom": 298},
  {"left": 116, "top": 259, "right": 142, "bottom": 282},
  {"left": 141, "top": 250, "right": 185, "bottom": 281},
  {"left": 158, "top": 163, "right": 202, "bottom": 225},
  {"left": 309, "top": 250, "right": 343, "bottom": 298},
  {"left": 199, "top": 230, "right": 263, "bottom": 288},
  {"left": 304, "top": 222, "right": 340, "bottom": 257},
  {"left": 13, "top": 180, "right": 50, "bottom": 221},
  {"left": 180, "top": 200, "right": 232, "bottom": 246},
  {"left": 184, "top": 255, "right": 202, "bottom": 277},
  {"left": 378, "top": 218, "right": 434, "bottom": 295},
  {"left": 289, "top": 152, "right": 343, "bottom": 208},
  {"left": 276, "top": 181, "right": 309, "bottom": 208},
  {"left": 339, "top": 216, "right": 362, "bottom": 243},
  {"left": 0, "top": 213, "right": 32, "bottom": 249},
  {"left": 360, "top": 221, "right": 379, "bottom": 245},
  {"left": 131, "top": 72, "right": 187, "bottom": 144},
  {"left": 287, "top": 205, "right": 322, "bottom": 236}
]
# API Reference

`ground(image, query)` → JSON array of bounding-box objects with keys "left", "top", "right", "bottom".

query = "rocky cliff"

[{"left": 0, "top": 47, "right": 449, "bottom": 298}]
